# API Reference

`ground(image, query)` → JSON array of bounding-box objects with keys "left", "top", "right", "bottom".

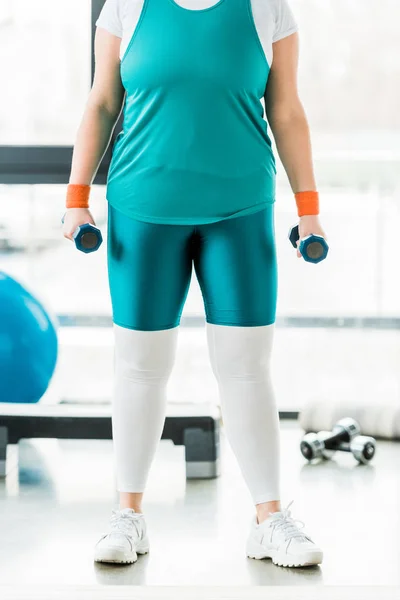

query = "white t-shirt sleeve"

[
  {"left": 95, "top": 0, "right": 123, "bottom": 39},
  {"left": 272, "top": 0, "right": 298, "bottom": 43}
]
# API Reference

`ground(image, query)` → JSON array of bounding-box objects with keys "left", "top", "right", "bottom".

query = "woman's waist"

[
  {"left": 111, "top": 136, "right": 276, "bottom": 179},
  {"left": 108, "top": 155, "right": 276, "bottom": 184},
  {"left": 105, "top": 173, "right": 276, "bottom": 225}
]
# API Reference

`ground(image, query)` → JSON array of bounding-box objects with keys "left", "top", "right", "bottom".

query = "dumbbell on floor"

[
  {"left": 336, "top": 436, "right": 376, "bottom": 464},
  {"left": 301, "top": 418, "right": 376, "bottom": 464},
  {"left": 289, "top": 225, "right": 329, "bottom": 264}
]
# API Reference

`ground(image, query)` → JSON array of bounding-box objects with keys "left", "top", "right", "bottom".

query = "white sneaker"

[
  {"left": 246, "top": 502, "right": 323, "bottom": 567},
  {"left": 94, "top": 507, "right": 150, "bottom": 564}
]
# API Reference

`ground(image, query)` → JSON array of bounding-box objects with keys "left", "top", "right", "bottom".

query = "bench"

[{"left": 0, "top": 401, "right": 221, "bottom": 480}]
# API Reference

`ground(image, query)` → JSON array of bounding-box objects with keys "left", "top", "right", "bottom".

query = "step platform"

[{"left": 0, "top": 401, "right": 221, "bottom": 480}]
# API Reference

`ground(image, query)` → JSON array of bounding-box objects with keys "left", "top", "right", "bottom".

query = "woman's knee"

[
  {"left": 114, "top": 324, "right": 179, "bottom": 383},
  {"left": 206, "top": 323, "right": 274, "bottom": 380}
]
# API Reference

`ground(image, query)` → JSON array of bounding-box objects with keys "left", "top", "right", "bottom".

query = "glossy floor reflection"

[{"left": 0, "top": 422, "right": 399, "bottom": 586}]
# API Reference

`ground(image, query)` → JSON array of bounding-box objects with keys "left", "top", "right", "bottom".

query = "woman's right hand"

[{"left": 62, "top": 208, "right": 96, "bottom": 241}]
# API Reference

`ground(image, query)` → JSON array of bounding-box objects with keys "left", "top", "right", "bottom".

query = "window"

[
  {"left": 274, "top": 0, "right": 400, "bottom": 318},
  {"left": 0, "top": 0, "right": 91, "bottom": 146}
]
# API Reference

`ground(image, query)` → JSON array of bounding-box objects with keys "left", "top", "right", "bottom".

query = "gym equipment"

[
  {"left": 72, "top": 223, "right": 103, "bottom": 253},
  {"left": 300, "top": 418, "right": 376, "bottom": 464},
  {"left": 0, "top": 272, "right": 58, "bottom": 404},
  {"left": 289, "top": 224, "right": 329, "bottom": 264},
  {"left": 339, "top": 436, "right": 376, "bottom": 464},
  {"left": 0, "top": 402, "right": 220, "bottom": 479},
  {"left": 62, "top": 215, "right": 103, "bottom": 253}
]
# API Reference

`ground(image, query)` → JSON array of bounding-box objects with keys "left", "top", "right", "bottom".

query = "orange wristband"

[
  {"left": 66, "top": 184, "right": 91, "bottom": 209},
  {"left": 295, "top": 191, "right": 319, "bottom": 217}
]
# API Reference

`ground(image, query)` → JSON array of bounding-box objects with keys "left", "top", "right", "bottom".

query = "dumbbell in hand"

[
  {"left": 301, "top": 418, "right": 376, "bottom": 464},
  {"left": 72, "top": 223, "right": 103, "bottom": 253},
  {"left": 289, "top": 225, "right": 329, "bottom": 264},
  {"left": 62, "top": 215, "right": 103, "bottom": 254}
]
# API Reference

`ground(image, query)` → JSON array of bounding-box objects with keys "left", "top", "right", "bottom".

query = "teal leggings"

[{"left": 107, "top": 204, "right": 277, "bottom": 331}]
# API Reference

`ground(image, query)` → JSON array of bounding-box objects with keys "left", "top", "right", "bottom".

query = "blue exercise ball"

[{"left": 0, "top": 272, "right": 58, "bottom": 404}]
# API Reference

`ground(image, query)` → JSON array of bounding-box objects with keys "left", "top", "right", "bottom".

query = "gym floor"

[{"left": 0, "top": 421, "right": 399, "bottom": 588}]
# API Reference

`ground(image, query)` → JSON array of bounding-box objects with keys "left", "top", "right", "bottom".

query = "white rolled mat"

[{"left": 299, "top": 400, "right": 400, "bottom": 440}]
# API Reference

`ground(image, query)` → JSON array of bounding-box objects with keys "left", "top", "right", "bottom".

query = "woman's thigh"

[
  {"left": 107, "top": 205, "right": 194, "bottom": 331},
  {"left": 193, "top": 206, "right": 277, "bottom": 327}
]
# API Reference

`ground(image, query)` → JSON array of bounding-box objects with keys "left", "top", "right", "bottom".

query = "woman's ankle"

[
  {"left": 256, "top": 500, "right": 281, "bottom": 524},
  {"left": 119, "top": 491, "right": 144, "bottom": 513}
]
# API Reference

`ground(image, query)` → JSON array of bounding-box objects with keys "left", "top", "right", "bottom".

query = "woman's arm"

[
  {"left": 69, "top": 28, "right": 125, "bottom": 184},
  {"left": 265, "top": 33, "right": 315, "bottom": 193},
  {"left": 265, "top": 33, "right": 326, "bottom": 254},
  {"left": 63, "top": 28, "right": 124, "bottom": 240}
]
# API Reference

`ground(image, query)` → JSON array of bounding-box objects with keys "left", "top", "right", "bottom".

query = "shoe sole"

[
  {"left": 94, "top": 543, "right": 150, "bottom": 565},
  {"left": 247, "top": 552, "right": 323, "bottom": 567},
  {"left": 246, "top": 543, "right": 323, "bottom": 567}
]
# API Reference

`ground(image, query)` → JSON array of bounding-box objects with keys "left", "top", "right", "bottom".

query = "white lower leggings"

[{"left": 112, "top": 322, "right": 280, "bottom": 505}]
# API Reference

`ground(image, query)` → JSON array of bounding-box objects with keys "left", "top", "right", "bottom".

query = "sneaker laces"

[
  {"left": 110, "top": 509, "right": 142, "bottom": 538},
  {"left": 269, "top": 501, "right": 311, "bottom": 543}
]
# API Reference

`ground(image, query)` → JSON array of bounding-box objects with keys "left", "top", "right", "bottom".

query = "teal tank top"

[{"left": 106, "top": 0, "right": 277, "bottom": 225}]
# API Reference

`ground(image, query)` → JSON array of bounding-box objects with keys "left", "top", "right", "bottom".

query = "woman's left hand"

[{"left": 297, "top": 215, "right": 327, "bottom": 259}]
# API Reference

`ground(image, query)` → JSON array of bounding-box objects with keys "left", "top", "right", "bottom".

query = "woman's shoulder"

[
  {"left": 251, "top": 0, "right": 294, "bottom": 19},
  {"left": 252, "top": 0, "right": 298, "bottom": 43},
  {"left": 96, "top": 0, "right": 144, "bottom": 36}
]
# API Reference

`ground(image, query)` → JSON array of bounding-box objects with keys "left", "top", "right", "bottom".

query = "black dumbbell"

[
  {"left": 62, "top": 215, "right": 103, "bottom": 253},
  {"left": 336, "top": 436, "right": 377, "bottom": 464},
  {"left": 289, "top": 225, "right": 329, "bottom": 264},
  {"left": 301, "top": 418, "right": 376, "bottom": 464}
]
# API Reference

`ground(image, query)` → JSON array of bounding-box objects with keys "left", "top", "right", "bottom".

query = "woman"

[{"left": 63, "top": 0, "right": 325, "bottom": 568}]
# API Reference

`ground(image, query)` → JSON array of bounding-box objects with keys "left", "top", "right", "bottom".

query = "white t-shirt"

[{"left": 96, "top": 0, "right": 298, "bottom": 67}]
